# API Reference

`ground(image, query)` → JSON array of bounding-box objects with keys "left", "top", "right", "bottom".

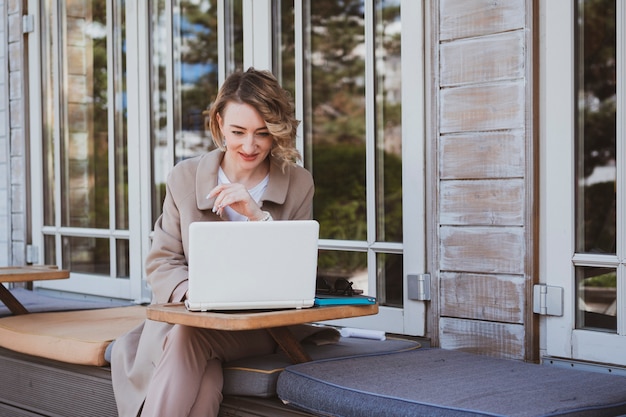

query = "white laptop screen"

[{"left": 185, "top": 220, "right": 319, "bottom": 311}]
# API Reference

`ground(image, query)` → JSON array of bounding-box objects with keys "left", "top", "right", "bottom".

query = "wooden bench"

[
  {"left": 4, "top": 304, "right": 623, "bottom": 417},
  {"left": 0, "top": 304, "right": 419, "bottom": 417},
  {"left": 0, "top": 305, "right": 314, "bottom": 416},
  {"left": 0, "top": 345, "right": 316, "bottom": 417}
]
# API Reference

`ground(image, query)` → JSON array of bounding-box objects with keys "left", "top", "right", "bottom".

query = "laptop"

[{"left": 185, "top": 220, "right": 319, "bottom": 311}]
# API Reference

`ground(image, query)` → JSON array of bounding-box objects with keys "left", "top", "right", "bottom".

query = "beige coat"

[{"left": 111, "top": 149, "right": 314, "bottom": 417}]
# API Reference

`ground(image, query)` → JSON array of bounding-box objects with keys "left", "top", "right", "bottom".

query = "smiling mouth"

[{"left": 239, "top": 152, "right": 258, "bottom": 161}]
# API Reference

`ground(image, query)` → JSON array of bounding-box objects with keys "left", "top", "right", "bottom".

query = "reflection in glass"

[
  {"left": 575, "top": 0, "right": 616, "bottom": 254},
  {"left": 224, "top": 0, "right": 244, "bottom": 74},
  {"left": 377, "top": 252, "right": 402, "bottom": 307},
  {"left": 43, "top": 1, "right": 129, "bottom": 279},
  {"left": 173, "top": 0, "right": 220, "bottom": 162},
  {"left": 279, "top": 1, "right": 404, "bottom": 307},
  {"left": 44, "top": 235, "right": 56, "bottom": 266},
  {"left": 62, "top": 0, "right": 110, "bottom": 229},
  {"left": 62, "top": 236, "right": 110, "bottom": 275},
  {"left": 151, "top": 1, "right": 243, "bottom": 223},
  {"left": 114, "top": 1, "right": 129, "bottom": 230},
  {"left": 375, "top": 1, "right": 402, "bottom": 243},
  {"left": 42, "top": 1, "right": 56, "bottom": 227},
  {"left": 575, "top": 267, "right": 617, "bottom": 332},
  {"left": 317, "top": 250, "right": 368, "bottom": 296},
  {"left": 150, "top": 0, "right": 170, "bottom": 225},
  {"left": 116, "top": 239, "right": 130, "bottom": 278},
  {"left": 308, "top": 0, "right": 366, "bottom": 242}
]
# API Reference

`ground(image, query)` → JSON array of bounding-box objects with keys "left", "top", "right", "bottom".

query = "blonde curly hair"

[{"left": 205, "top": 68, "right": 302, "bottom": 170}]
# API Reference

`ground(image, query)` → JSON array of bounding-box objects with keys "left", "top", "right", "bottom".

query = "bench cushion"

[
  {"left": 277, "top": 348, "right": 626, "bottom": 417},
  {"left": 0, "top": 306, "right": 146, "bottom": 366},
  {"left": 222, "top": 336, "right": 420, "bottom": 398}
]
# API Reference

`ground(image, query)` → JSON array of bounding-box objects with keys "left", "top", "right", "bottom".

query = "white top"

[{"left": 217, "top": 166, "right": 269, "bottom": 221}]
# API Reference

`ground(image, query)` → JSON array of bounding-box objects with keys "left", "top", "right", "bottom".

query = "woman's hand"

[{"left": 208, "top": 183, "right": 266, "bottom": 220}]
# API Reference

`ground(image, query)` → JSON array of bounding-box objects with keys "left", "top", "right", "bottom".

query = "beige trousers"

[{"left": 139, "top": 324, "right": 276, "bottom": 417}]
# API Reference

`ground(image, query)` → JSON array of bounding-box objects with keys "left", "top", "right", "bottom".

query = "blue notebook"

[{"left": 314, "top": 294, "right": 377, "bottom": 306}]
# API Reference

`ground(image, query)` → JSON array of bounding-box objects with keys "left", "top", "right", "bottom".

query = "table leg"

[
  {"left": 0, "top": 284, "right": 28, "bottom": 315},
  {"left": 266, "top": 326, "right": 312, "bottom": 364}
]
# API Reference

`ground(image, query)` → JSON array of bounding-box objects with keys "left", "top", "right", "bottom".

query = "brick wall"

[
  {"left": 1, "top": 0, "right": 27, "bottom": 266},
  {"left": 0, "top": 0, "right": 10, "bottom": 266}
]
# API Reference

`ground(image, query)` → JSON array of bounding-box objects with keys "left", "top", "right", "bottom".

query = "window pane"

[
  {"left": 375, "top": 0, "right": 402, "bottom": 243},
  {"left": 44, "top": 235, "right": 56, "bottom": 265},
  {"left": 116, "top": 239, "right": 130, "bottom": 278},
  {"left": 275, "top": 0, "right": 296, "bottom": 94},
  {"left": 62, "top": 236, "right": 110, "bottom": 275},
  {"left": 42, "top": 1, "right": 56, "bottom": 227},
  {"left": 224, "top": 0, "right": 244, "bottom": 74},
  {"left": 377, "top": 252, "right": 402, "bottom": 307},
  {"left": 62, "top": 0, "right": 110, "bottom": 229},
  {"left": 318, "top": 249, "right": 368, "bottom": 295},
  {"left": 308, "top": 0, "right": 366, "bottom": 241},
  {"left": 150, "top": 0, "right": 169, "bottom": 225},
  {"left": 173, "top": 0, "right": 220, "bottom": 162},
  {"left": 114, "top": 1, "right": 129, "bottom": 230},
  {"left": 576, "top": 266, "right": 617, "bottom": 332},
  {"left": 575, "top": 0, "right": 616, "bottom": 254}
]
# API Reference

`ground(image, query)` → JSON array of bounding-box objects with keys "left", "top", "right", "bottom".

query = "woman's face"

[{"left": 217, "top": 102, "right": 273, "bottom": 173}]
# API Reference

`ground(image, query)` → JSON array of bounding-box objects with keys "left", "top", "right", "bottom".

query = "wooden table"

[
  {"left": 147, "top": 302, "right": 379, "bottom": 363},
  {"left": 0, "top": 266, "right": 70, "bottom": 315}
]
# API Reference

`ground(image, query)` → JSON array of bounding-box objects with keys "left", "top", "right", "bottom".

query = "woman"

[{"left": 111, "top": 68, "right": 315, "bottom": 417}]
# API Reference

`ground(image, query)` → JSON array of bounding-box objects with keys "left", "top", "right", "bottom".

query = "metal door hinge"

[
  {"left": 533, "top": 284, "right": 563, "bottom": 316},
  {"left": 23, "top": 15, "right": 35, "bottom": 34},
  {"left": 408, "top": 274, "right": 431, "bottom": 301}
]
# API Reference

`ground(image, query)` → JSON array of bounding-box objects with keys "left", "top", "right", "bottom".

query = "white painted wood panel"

[
  {"left": 440, "top": 82, "right": 526, "bottom": 133},
  {"left": 440, "top": 0, "right": 526, "bottom": 41},
  {"left": 440, "top": 317, "right": 525, "bottom": 359},
  {"left": 440, "top": 131, "right": 525, "bottom": 179},
  {"left": 440, "top": 226, "right": 525, "bottom": 275},
  {"left": 441, "top": 31, "right": 525, "bottom": 86},
  {"left": 440, "top": 272, "right": 526, "bottom": 323},
  {"left": 440, "top": 179, "right": 524, "bottom": 225}
]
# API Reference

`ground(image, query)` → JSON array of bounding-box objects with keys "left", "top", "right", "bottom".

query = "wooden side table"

[
  {"left": 147, "top": 302, "right": 379, "bottom": 363},
  {"left": 0, "top": 266, "right": 70, "bottom": 315}
]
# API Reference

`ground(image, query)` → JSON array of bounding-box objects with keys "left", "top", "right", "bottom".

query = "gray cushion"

[
  {"left": 277, "top": 348, "right": 626, "bottom": 417},
  {"left": 222, "top": 337, "right": 420, "bottom": 397},
  {"left": 104, "top": 330, "right": 419, "bottom": 398}
]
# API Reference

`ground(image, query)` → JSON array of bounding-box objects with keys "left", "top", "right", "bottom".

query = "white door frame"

[
  {"left": 540, "top": 0, "right": 626, "bottom": 366},
  {"left": 315, "top": 0, "right": 427, "bottom": 336}
]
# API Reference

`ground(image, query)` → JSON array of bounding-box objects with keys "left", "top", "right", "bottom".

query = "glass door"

[
  {"left": 30, "top": 0, "right": 136, "bottom": 299},
  {"left": 28, "top": 0, "right": 427, "bottom": 335},
  {"left": 147, "top": 0, "right": 427, "bottom": 335},
  {"left": 542, "top": 0, "right": 626, "bottom": 366},
  {"left": 274, "top": 0, "right": 426, "bottom": 335}
]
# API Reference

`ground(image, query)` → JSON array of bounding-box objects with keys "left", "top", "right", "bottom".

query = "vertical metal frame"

[
  {"left": 400, "top": 0, "right": 427, "bottom": 335},
  {"left": 364, "top": 0, "right": 377, "bottom": 301},
  {"left": 54, "top": 0, "right": 65, "bottom": 266},
  {"left": 127, "top": 0, "right": 152, "bottom": 302},
  {"left": 107, "top": 0, "right": 117, "bottom": 278},
  {"left": 293, "top": 0, "right": 305, "bottom": 156},
  {"left": 617, "top": 0, "right": 625, "bottom": 336},
  {"left": 27, "top": 0, "right": 45, "bottom": 265}
]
